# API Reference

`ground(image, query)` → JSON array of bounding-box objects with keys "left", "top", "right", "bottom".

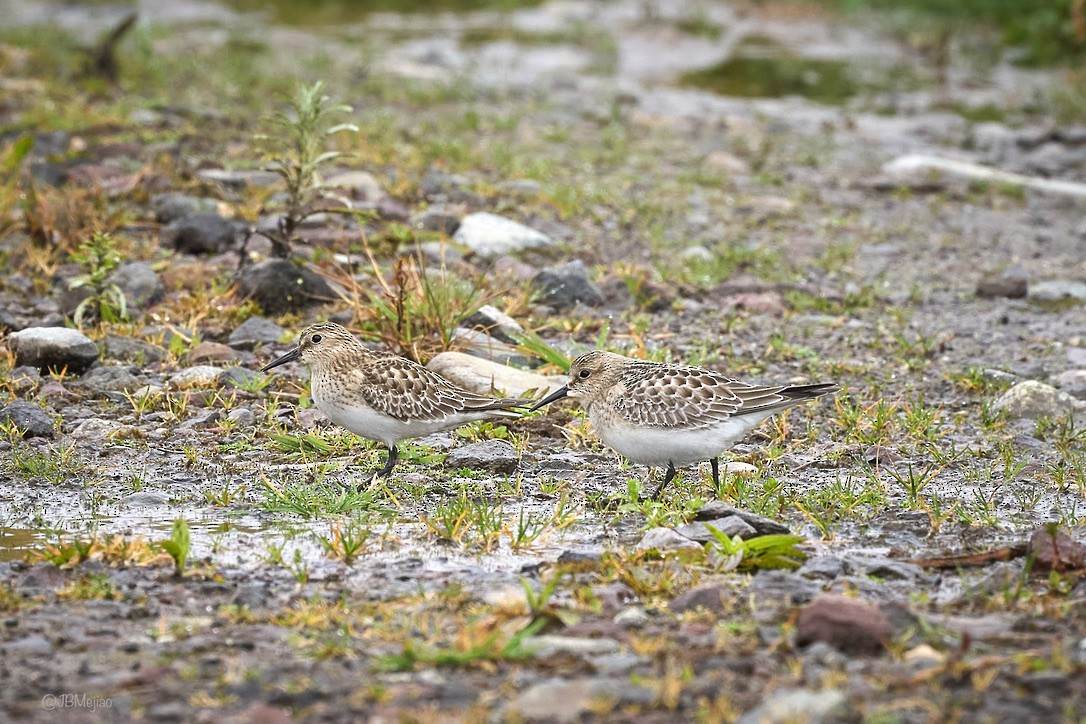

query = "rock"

[
  {"left": 235, "top": 259, "right": 336, "bottom": 314},
  {"left": 170, "top": 366, "right": 225, "bottom": 387},
  {"left": 161, "top": 213, "right": 237, "bottom": 254},
  {"left": 103, "top": 334, "right": 167, "bottom": 364},
  {"left": 675, "top": 516, "right": 758, "bottom": 542},
  {"left": 464, "top": 304, "right": 524, "bottom": 345},
  {"left": 196, "top": 168, "right": 279, "bottom": 189},
  {"left": 77, "top": 365, "right": 142, "bottom": 393},
  {"left": 522, "top": 635, "right": 620, "bottom": 658},
  {"left": 228, "top": 316, "right": 286, "bottom": 350},
  {"left": 1028, "top": 526, "right": 1086, "bottom": 572},
  {"left": 738, "top": 195, "right": 796, "bottom": 217},
  {"left": 499, "top": 178, "right": 543, "bottom": 197},
  {"left": 453, "top": 212, "right": 557, "bottom": 259},
  {"left": 420, "top": 171, "right": 475, "bottom": 202},
  {"left": 1029, "top": 279, "right": 1086, "bottom": 305},
  {"left": 799, "top": 555, "right": 844, "bottom": 580},
  {"left": 723, "top": 461, "right": 758, "bottom": 477},
  {"left": 152, "top": 193, "right": 221, "bottom": 224},
  {"left": 1068, "top": 348, "right": 1086, "bottom": 366},
  {"left": 7, "top": 327, "right": 98, "bottom": 373},
  {"left": 737, "top": 687, "right": 848, "bottom": 724},
  {"left": 669, "top": 583, "right": 731, "bottom": 614},
  {"left": 693, "top": 502, "right": 791, "bottom": 535},
  {"left": 1052, "top": 369, "right": 1086, "bottom": 400},
  {"left": 411, "top": 205, "right": 461, "bottom": 235},
  {"left": 427, "top": 352, "right": 565, "bottom": 398},
  {"left": 7, "top": 366, "right": 40, "bottom": 394},
  {"left": 323, "top": 170, "right": 386, "bottom": 202},
  {"left": 452, "top": 328, "right": 534, "bottom": 367},
  {"left": 531, "top": 260, "right": 605, "bottom": 309},
  {"left": 220, "top": 367, "right": 264, "bottom": 389},
  {"left": 227, "top": 408, "right": 255, "bottom": 426},
  {"left": 636, "top": 527, "right": 702, "bottom": 553},
  {"left": 704, "top": 151, "right": 750, "bottom": 174},
  {"left": 190, "top": 341, "right": 235, "bottom": 363},
  {"left": 749, "top": 570, "right": 821, "bottom": 606},
  {"left": 110, "top": 262, "right": 164, "bottom": 310},
  {"left": 401, "top": 241, "right": 462, "bottom": 266},
  {"left": 70, "top": 417, "right": 127, "bottom": 441},
  {"left": 795, "top": 594, "right": 892, "bottom": 655},
  {"left": 509, "top": 677, "right": 654, "bottom": 723},
  {"left": 844, "top": 556, "right": 925, "bottom": 581},
  {"left": 119, "top": 491, "right": 170, "bottom": 507},
  {"left": 992, "top": 380, "right": 1085, "bottom": 420},
  {"left": 445, "top": 440, "right": 519, "bottom": 474},
  {"left": 976, "top": 267, "right": 1028, "bottom": 299},
  {"left": 589, "top": 652, "right": 649, "bottom": 676},
  {"left": 4, "top": 634, "right": 53, "bottom": 656},
  {"left": 0, "top": 401, "right": 55, "bottom": 438},
  {"left": 613, "top": 607, "right": 650, "bottom": 629}
]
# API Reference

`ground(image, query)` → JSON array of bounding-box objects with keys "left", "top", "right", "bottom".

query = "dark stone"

[
  {"left": 152, "top": 193, "right": 219, "bottom": 224},
  {"left": 412, "top": 205, "right": 461, "bottom": 235},
  {"left": 110, "top": 262, "right": 164, "bottom": 309},
  {"left": 445, "top": 440, "right": 519, "bottom": 474},
  {"left": 799, "top": 555, "right": 844, "bottom": 580},
  {"left": 102, "top": 334, "right": 167, "bottom": 364},
  {"left": 795, "top": 594, "right": 892, "bottom": 655},
  {"left": 77, "top": 365, "right": 143, "bottom": 393},
  {"left": 235, "top": 259, "right": 336, "bottom": 314},
  {"left": 220, "top": 367, "right": 263, "bottom": 389},
  {"left": 670, "top": 583, "right": 731, "bottom": 614},
  {"left": 1028, "top": 526, "right": 1086, "bottom": 572},
  {"left": 748, "top": 570, "right": 820, "bottom": 606},
  {"left": 693, "top": 502, "right": 791, "bottom": 535},
  {"left": 228, "top": 316, "right": 286, "bottom": 350},
  {"left": 976, "top": 267, "right": 1028, "bottom": 299},
  {"left": 161, "top": 213, "right": 237, "bottom": 254},
  {"left": 675, "top": 516, "right": 758, "bottom": 542},
  {"left": 844, "top": 556, "right": 926, "bottom": 581},
  {"left": 531, "top": 260, "right": 605, "bottom": 310},
  {"left": 0, "top": 401, "right": 55, "bottom": 438}
]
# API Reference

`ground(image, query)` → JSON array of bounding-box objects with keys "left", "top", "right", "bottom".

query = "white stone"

[
  {"left": 636, "top": 527, "right": 702, "bottom": 553},
  {"left": 992, "top": 380, "right": 1085, "bottom": 420},
  {"left": 453, "top": 212, "right": 557, "bottom": 259},
  {"left": 427, "top": 352, "right": 565, "bottom": 398},
  {"left": 169, "top": 365, "right": 225, "bottom": 387}
]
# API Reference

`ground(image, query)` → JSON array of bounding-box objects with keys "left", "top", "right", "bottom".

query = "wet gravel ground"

[{"left": 1, "top": 0, "right": 1086, "bottom": 721}]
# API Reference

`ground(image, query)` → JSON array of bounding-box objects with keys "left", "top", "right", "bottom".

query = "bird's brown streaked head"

[
  {"left": 530, "top": 350, "right": 628, "bottom": 411},
  {"left": 261, "top": 322, "right": 367, "bottom": 372}
]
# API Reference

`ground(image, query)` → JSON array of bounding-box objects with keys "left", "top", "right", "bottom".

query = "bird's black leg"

[
  {"left": 376, "top": 445, "right": 398, "bottom": 478},
  {"left": 711, "top": 457, "right": 720, "bottom": 489},
  {"left": 357, "top": 445, "right": 398, "bottom": 491},
  {"left": 651, "top": 461, "right": 678, "bottom": 500}
]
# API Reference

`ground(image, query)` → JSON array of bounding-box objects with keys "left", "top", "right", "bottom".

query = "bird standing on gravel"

[
  {"left": 531, "top": 350, "right": 836, "bottom": 499},
  {"left": 262, "top": 322, "right": 528, "bottom": 484}
]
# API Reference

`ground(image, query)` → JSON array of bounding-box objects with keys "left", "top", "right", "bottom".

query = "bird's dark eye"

[
  {"left": 578, "top": 369, "right": 590, "bottom": 379},
  {"left": 311, "top": 334, "right": 323, "bottom": 344}
]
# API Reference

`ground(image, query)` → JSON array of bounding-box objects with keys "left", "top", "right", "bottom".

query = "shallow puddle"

[{"left": 680, "top": 34, "right": 920, "bottom": 104}]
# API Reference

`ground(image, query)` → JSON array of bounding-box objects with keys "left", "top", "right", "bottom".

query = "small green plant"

[
  {"left": 69, "top": 231, "right": 127, "bottom": 327},
  {"left": 316, "top": 517, "right": 372, "bottom": 565},
  {"left": 376, "top": 618, "right": 545, "bottom": 672},
  {"left": 704, "top": 525, "right": 807, "bottom": 571},
  {"left": 258, "top": 81, "right": 358, "bottom": 258},
  {"left": 1, "top": 136, "right": 33, "bottom": 237},
  {"left": 158, "top": 518, "right": 191, "bottom": 576}
]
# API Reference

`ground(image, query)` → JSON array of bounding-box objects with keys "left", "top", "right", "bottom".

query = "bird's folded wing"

[
  {"left": 357, "top": 358, "right": 523, "bottom": 421},
  {"left": 612, "top": 365, "right": 796, "bottom": 428}
]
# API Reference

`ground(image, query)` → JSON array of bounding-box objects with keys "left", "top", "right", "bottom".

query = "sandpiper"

[
  {"left": 530, "top": 350, "right": 836, "bottom": 499},
  {"left": 262, "top": 322, "right": 529, "bottom": 484}
]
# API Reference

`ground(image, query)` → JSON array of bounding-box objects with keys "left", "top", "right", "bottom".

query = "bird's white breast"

[{"left": 590, "top": 409, "right": 774, "bottom": 467}]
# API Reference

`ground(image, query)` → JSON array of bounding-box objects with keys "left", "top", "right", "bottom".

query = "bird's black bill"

[
  {"left": 261, "top": 347, "right": 300, "bottom": 372},
  {"left": 529, "top": 385, "right": 568, "bottom": 412}
]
